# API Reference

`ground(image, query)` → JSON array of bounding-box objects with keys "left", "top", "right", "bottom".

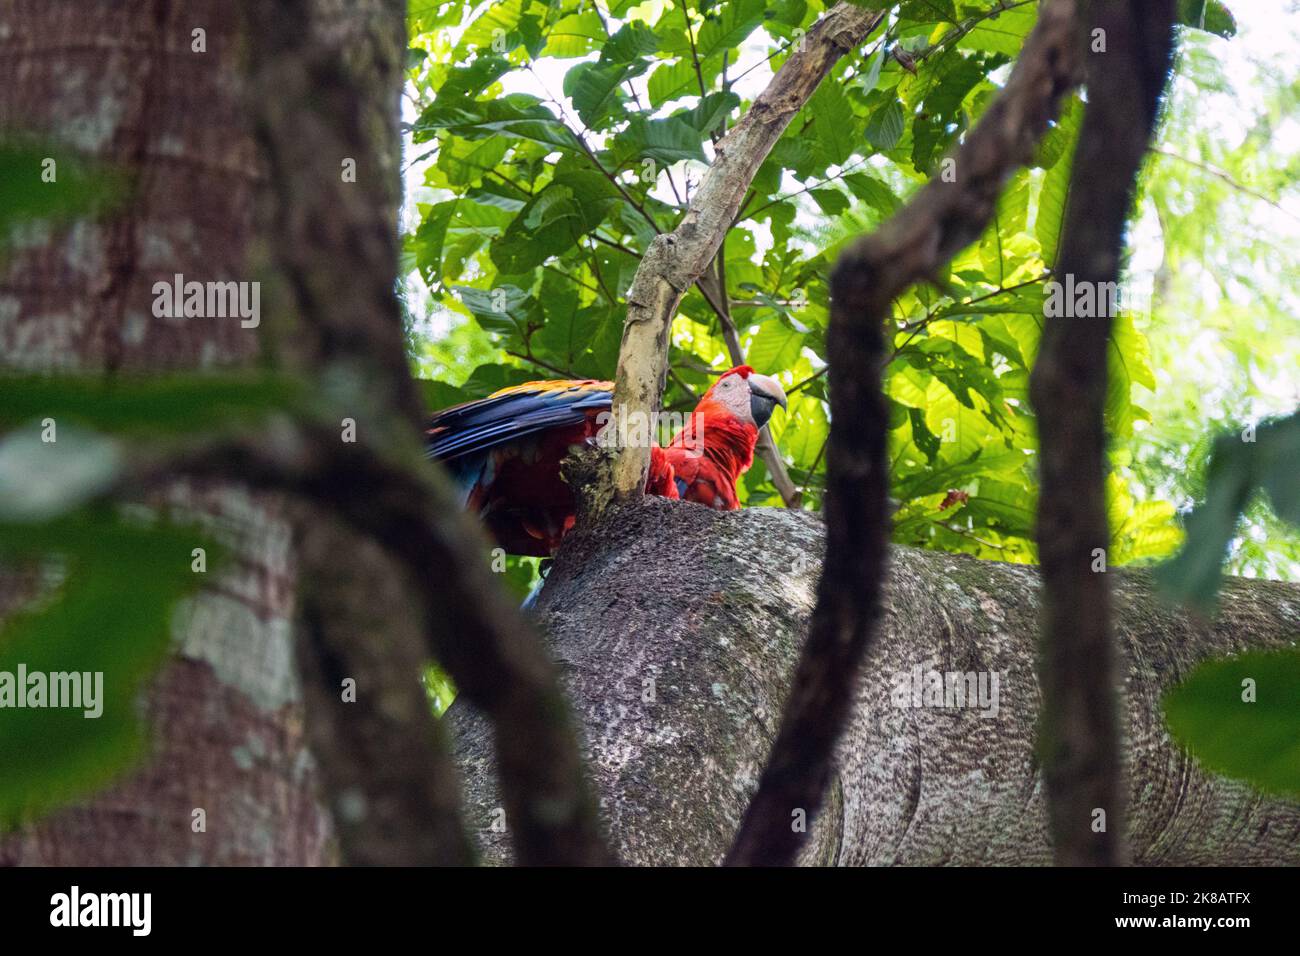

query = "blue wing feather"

[{"left": 425, "top": 381, "right": 613, "bottom": 462}]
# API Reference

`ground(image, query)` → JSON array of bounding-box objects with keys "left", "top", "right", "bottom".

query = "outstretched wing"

[{"left": 425, "top": 379, "right": 613, "bottom": 461}]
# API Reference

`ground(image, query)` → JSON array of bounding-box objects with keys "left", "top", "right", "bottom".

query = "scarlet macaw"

[{"left": 426, "top": 365, "right": 789, "bottom": 555}]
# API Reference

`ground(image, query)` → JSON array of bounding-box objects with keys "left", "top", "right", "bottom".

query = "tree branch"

[
  {"left": 727, "top": 0, "right": 1087, "bottom": 867},
  {"left": 590, "top": 2, "right": 888, "bottom": 516},
  {"left": 132, "top": 423, "right": 616, "bottom": 865},
  {"left": 295, "top": 516, "right": 476, "bottom": 865},
  {"left": 450, "top": 503, "right": 1300, "bottom": 866},
  {"left": 1028, "top": 0, "right": 1178, "bottom": 866},
  {"left": 239, "top": 0, "right": 613, "bottom": 866}
]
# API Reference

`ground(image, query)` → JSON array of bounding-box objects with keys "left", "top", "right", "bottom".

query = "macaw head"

[{"left": 703, "top": 365, "right": 789, "bottom": 429}]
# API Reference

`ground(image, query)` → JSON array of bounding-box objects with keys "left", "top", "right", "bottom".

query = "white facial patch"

[{"left": 710, "top": 373, "right": 754, "bottom": 423}]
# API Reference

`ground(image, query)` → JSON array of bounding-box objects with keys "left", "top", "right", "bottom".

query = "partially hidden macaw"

[{"left": 426, "top": 365, "right": 789, "bottom": 556}]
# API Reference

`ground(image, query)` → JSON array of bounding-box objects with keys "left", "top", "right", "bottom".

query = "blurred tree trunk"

[{"left": 0, "top": 0, "right": 332, "bottom": 865}]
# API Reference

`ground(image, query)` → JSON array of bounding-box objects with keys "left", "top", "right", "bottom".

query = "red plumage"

[{"left": 427, "top": 365, "right": 787, "bottom": 555}]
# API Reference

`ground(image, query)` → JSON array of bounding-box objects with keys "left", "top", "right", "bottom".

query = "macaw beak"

[{"left": 748, "top": 372, "right": 788, "bottom": 429}]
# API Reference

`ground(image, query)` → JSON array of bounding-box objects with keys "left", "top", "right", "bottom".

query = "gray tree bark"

[
  {"left": 449, "top": 500, "right": 1300, "bottom": 865},
  {"left": 0, "top": 0, "right": 332, "bottom": 864}
]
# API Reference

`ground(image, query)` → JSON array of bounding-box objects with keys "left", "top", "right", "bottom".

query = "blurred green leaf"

[
  {"left": 0, "top": 374, "right": 304, "bottom": 437},
  {"left": 0, "top": 509, "right": 226, "bottom": 825},
  {"left": 1163, "top": 647, "right": 1300, "bottom": 796},
  {"left": 1175, "top": 0, "right": 1237, "bottom": 38},
  {"left": 0, "top": 140, "right": 125, "bottom": 251},
  {"left": 1157, "top": 413, "right": 1300, "bottom": 609}
]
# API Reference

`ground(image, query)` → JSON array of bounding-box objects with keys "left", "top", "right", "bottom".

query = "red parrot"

[{"left": 426, "top": 365, "right": 789, "bottom": 556}]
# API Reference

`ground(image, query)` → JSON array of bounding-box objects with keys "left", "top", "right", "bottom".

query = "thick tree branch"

[
  {"left": 591, "top": 3, "right": 887, "bottom": 515},
  {"left": 727, "top": 0, "right": 1086, "bottom": 866},
  {"left": 295, "top": 518, "right": 476, "bottom": 865},
  {"left": 238, "top": 0, "right": 613, "bottom": 865},
  {"left": 1028, "top": 0, "right": 1177, "bottom": 866},
  {"left": 450, "top": 503, "right": 1300, "bottom": 866},
  {"left": 129, "top": 423, "right": 614, "bottom": 865}
]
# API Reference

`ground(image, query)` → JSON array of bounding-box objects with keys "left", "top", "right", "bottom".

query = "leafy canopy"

[{"left": 405, "top": 0, "right": 1207, "bottom": 568}]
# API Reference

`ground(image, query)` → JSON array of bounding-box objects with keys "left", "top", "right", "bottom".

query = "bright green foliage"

[
  {"left": 1130, "top": 17, "right": 1300, "bottom": 584},
  {"left": 1155, "top": 415, "right": 1300, "bottom": 799},
  {"left": 1122, "top": 7, "right": 1300, "bottom": 801},
  {"left": 423, "top": 662, "right": 458, "bottom": 716},
  {"left": 1175, "top": 0, "right": 1237, "bottom": 38},
  {"left": 406, "top": 0, "right": 1187, "bottom": 569},
  {"left": 0, "top": 371, "right": 311, "bottom": 822}
]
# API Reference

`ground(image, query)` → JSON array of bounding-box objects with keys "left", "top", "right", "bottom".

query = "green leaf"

[
  {"left": 769, "top": 0, "right": 808, "bottom": 28},
  {"left": 541, "top": 11, "right": 607, "bottom": 58},
  {"left": 923, "top": 53, "right": 986, "bottom": 119},
  {"left": 565, "top": 59, "right": 647, "bottom": 127},
  {"left": 602, "top": 21, "right": 659, "bottom": 63},
  {"left": 809, "top": 188, "right": 850, "bottom": 216},
  {"left": 1164, "top": 648, "right": 1300, "bottom": 796},
  {"left": 454, "top": 284, "right": 536, "bottom": 337},
  {"left": 0, "top": 374, "right": 304, "bottom": 437},
  {"left": 0, "top": 142, "right": 124, "bottom": 248},
  {"left": 696, "top": 0, "right": 767, "bottom": 61},
  {"left": 911, "top": 113, "right": 950, "bottom": 174},
  {"left": 859, "top": 46, "right": 886, "bottom": 94},
  {"left": 810, "top": 81, "right": 857, "bottom": 166},
  {"left": 428, "top": 55, "right": 511, "bottom": 106},
  {"left": 469, "top": 364, "right": 539, "bottom": 395},
  {"left": 679, "top": 91, "right": 740, "bottom": 136},
  {"left": 1105, "top": 311, "right": 1156, "bottom": 440},
  {"left": 864, "top": 100, "right": 905, "bottom": 151},
  {"left": 958, "top": 3, "right": 1038, "bottom": 55},
  {"left": 433, "top": 135, "right": 508, "bottom": 187},
  {"left": 534, "top": 303, "right": 607, "bottom": 374},
  {"left": 1175, "top": 0, "right": 1237, "bottom": 38},
  {"left": 414, "top": 96, "right": 578, "bottom": 153},
  {"left": 523, "top": 185, "right": 580, "bottom": 230},
  {"left": 615, "top": 115, "right": 708, "bottom": 166},
  {"left": 845, "top": 173, "right": 901, "bottom": 218},
  {"left": 456, "top": 0, "right": 529, "bottom": 57},
  {"left": 490, "top": 176, "right": 611, "bottom": 273},
  {"left": 647, "top": 60, "right": 700, "bottom": 107},
  {"left": 1035, "top": 95, "right": 1082, "bottom": 267},
  {"left": 1156, "top": 413, "right": 1300, "bottom": 609},
  {"left": 747, "top": 320, "right": 805, "bottom": 373}
]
